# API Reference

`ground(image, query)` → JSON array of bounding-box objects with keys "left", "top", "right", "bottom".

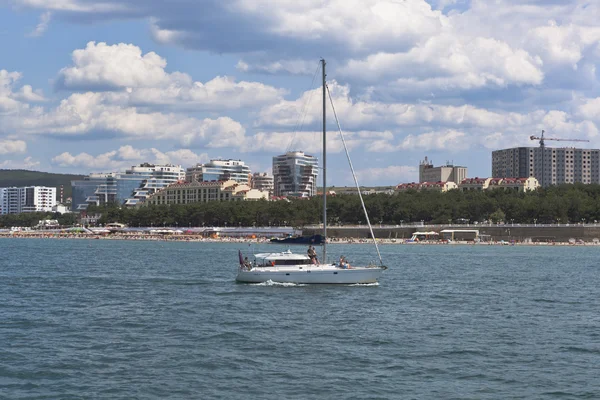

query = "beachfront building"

[
  {"left": 71, "top": 164, "right": 185, "bottom": 210},
  {"left": 273, "top": 151, "right": 319, "bottom": 198},
  {"left": 459, "top": 177, "right": 492, "bottom": 191},
  {"left": 419, "top": 156, "right": 467, "bottom": 184},
  {"left": 458, "top": 177, "right": 540, "bottom": 192},
  {"left": 186, "top": 159, "right": 251, "bottom": 184},
  {"left": 496, "top": 177, "right": 540, "bottom": 192},
  {"left": 395, "top": 181, "right": 458, "bottom": 193},
  {"left": 143, "top": 180, "right": 269, "bottom": 206},
  {"left": 251, "top": 173, "right": 274, "bottom": 196},
  {"left": 0, "top": 186, "right": 57, "bottom": 214},
  {"left": 492, "top": 146, "right": 598, "bottom": 187}
]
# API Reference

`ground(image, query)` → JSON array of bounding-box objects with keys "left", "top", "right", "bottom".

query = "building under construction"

[{"left": 492, "top": 131, "right": 597, "bottom": 187}]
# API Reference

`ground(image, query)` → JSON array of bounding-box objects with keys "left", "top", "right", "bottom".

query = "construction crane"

[
  {"left": 530, "top": 130, "right": 589, "bottom": 148},
  {"left": 529, "top": 130, "right": 590, "bottom": 188}
]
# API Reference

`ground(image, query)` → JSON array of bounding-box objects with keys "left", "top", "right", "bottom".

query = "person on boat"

[
  {"left": 243, "top": 257, "right": 251, "bottom": 270},
  {"left": 308, "top": 246, "right": 318, "bottom": 264},
  {"left": 339, "top": 255, "right": 350, "bottom": 269}
]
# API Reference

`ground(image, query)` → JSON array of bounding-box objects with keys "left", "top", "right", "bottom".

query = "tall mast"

[{"left": 321, "top": 58, "right": 327, "bottom": 264}]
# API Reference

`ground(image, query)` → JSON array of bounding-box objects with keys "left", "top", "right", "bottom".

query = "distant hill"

[{"left": 0, "top": 169, "right": 85, "bottom": 201}]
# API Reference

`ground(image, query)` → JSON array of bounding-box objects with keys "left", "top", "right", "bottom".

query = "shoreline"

[{"left": 0, "top": 232, "right": 597, "bottom": 246}]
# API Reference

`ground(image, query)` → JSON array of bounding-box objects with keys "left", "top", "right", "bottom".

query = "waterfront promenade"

[{"left": 1, "top": 225, "right": 600, "bottom": 245}]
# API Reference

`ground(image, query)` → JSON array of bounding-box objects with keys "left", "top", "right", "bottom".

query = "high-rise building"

[
  {"left": 71, "top": 164, "right": 185, "bottom": 210},
  {"left": 419, "top": 157, "right": 467, "bottom": 184},
  {"left": 0, "top": 186, "right": 57, "bottom": 214},
  {"left": 186, "top": 159, "right": 251, "bottom": 184},
  {"left": 251, "top": 173, "right": 274, "bottom": 196},
  {"left": 492, "top": 147, "right": 598, "bottom": 187},
  {"left": 273, "top": 151, "right": 319, "bottom": 197}
]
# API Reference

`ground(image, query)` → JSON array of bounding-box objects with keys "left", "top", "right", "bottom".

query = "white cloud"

[
  {"left": 354, "top": 165, "right": 418, "bottom": 184},
  {"left": 398, "top": 129, "right": 466, "bottom": 151},
  {"left": 57, "top": 42, "right": 171, "bottom": 90},
  {"left": 28, "top": 11, "right": 51, "bottom": 37},
  {"left": 339, "top": 35, "right": 544, "bottom": 89},
  {"left": 0, "top": 156, "right": 40, "bottom": 169},
  {"left": 16, "top": 0, "right": 128, "bottom": 13},
  {"left": 51, "top": 145, "right": 210, "bottom": 170},
  {"left": 236, "top": 59, "right": 317, "bottom": 75},
  {"left": 0, "top": 139, "right": 27, "bottom": 154},
  {"left": 4, "top": 91, "right": 249, "bottom": 147},
  {"left": 577, "top": 97, "right": 600, "bottom": 122},
  {"left": 55, "top": 42, "right": 285, "bottom": 110}
]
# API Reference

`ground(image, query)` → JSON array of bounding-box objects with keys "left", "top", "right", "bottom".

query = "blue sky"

[{"left": 1, "top": 0, "right": 600, "bottom": 185}]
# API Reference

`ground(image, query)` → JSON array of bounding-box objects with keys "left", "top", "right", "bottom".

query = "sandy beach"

[{"left": 0, "top": 231, "right": 596, "bottom": 246}]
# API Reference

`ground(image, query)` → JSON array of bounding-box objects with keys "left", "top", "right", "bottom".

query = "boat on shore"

[
  {"left": 269, "top": 234, "right": 323, "bottom": 245},
  {"left": 236, "top": 59, "right": 387, "bottom": 284}
]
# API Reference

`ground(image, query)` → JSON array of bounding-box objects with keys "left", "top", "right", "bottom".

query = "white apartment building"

[
  {"left": 0, "top": 186, "right": 57, "bottom": 214},
  {"left": 72, "top": 163, "right": 186, "bottom": 210},
  {"left": 251, "top": 173, "right": 274, "bottom": 196},
  {"left": 273, "top": 151, "right": 319, "bottom": 197},
  {"left": 419, "top": 156, "right": 467, "bottom": 184},
  {"left": 492, "top": 147, "right": 598, "bottom": 187},
  {"left": 186, "top": 159, "right": 251, "bottom": 184}
]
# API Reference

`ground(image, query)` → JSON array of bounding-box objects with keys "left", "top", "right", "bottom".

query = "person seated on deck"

[
  {"left": 339, "top": 255, "right": 350, "bottom": 269},
  {"left": 244, "top": 257, "right": 251, "bottom": 270},
  {"left": 308, "top": 246, "right": 318, "bottom": 264}
]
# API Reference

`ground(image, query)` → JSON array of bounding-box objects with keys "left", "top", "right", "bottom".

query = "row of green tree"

[
  {"left": 3, "top": 184, "right": 600, "bottom": 228},
  {"left": 0, "top": 211, "right": 78, "bottom": 228}
]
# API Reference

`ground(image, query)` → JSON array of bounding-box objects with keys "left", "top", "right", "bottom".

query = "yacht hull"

[{"left": 236, "top": 265, "right": 385, "bottom": 284}]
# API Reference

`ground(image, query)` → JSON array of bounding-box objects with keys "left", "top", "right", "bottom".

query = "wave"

[
  {"left": 348, "top": 282, "right": 379, "bottom": 287},
  {"left": 251, "top": 280, "right": 305, "bottom": 287}
]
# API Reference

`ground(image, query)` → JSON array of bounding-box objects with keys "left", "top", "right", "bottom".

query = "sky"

[{"left": 1, "top": 0, "right": 600, "bottom": 186}]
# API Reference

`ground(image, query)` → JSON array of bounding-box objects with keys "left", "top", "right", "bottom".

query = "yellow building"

[
  {"left": 395, "top": 181, "right": 458, "bottom": 193},
  {"left": 142, "top": 180, "right": 269, "bottom": 206}
]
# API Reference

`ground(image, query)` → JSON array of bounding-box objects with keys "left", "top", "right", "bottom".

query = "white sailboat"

[{"left": 236, "top": 59, "right": 387, "bottom": 284}]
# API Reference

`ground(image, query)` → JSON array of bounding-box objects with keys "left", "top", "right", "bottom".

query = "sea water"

[{"left": 1, "top": 238, "right": 599, "bottom": 399}]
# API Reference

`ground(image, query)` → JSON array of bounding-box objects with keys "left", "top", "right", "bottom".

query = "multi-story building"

[
  {"left": 71, "top": 164, "right": 185, "bottom": 210},
  {"left": 72, "top": 173, "right": 118, "bottom": 211},
  {"left": 143, "top": 180, "right": 268, "bottom": 206},
  {"left": 395, "top": 181, "right": 458, "bottom": 192},
  {"left": 0, "top": 188, "right": 6, "bottom": 214},
  {"left": 186, "top": 159, "right": 251, "bottom": 184},
  {"left": 273, "top": 151, "right": 319, "bottom": 197},
  {"left": 419, "top": 156, "right": 467, "bottom": 184},
  {"left": 0, "top": 186, "right": 57, "bottom": 214},
  {"left": 492, "top": 147, "right": 598, "bottom": 187},
  {"left": 458, "top": 177, "right": 539, "bottom": 192},
  {"left": 251, "top": 173, "right": 274, "bottom": 196}
]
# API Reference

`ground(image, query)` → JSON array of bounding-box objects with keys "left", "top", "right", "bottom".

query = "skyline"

[{"left": 1, "top": 0, "right": 600, "bottom": 186}]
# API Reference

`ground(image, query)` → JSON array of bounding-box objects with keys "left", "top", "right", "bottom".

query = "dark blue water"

[{"left": 1, "top": 238, "right": 599, "bottom": 399}]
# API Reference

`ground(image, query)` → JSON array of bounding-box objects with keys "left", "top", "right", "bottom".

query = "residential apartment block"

[
  {"left": 395, "top": 177, "right": 539, "bottom": 193},
  {"left": 251, "top": 172, "right": 274, "bottom": 196},
  {"left": 419, "top": 157, "right": 467, "bottom": 184},
  {"left": 273, "top": 151, "right": 319, "bottom": 197},
  {"left": 0, "top": 186, "right": 57, "bottom": 214},
  {"left": 492, "top": 147, "right": 598, "bottom": 187},
  {"left": 186, "top": 159, "right": 251, "bottom": 184},
  {"left": 71, "top": 163, "right": 185, "bottom": 210},
  {"left": 460, "top": 177, "right": 539, "bottom": 192},
  {"left": 395, "top": 181, "right": 459, "bottom": 192},
  {"left": 143, "top": 180, "right": 268, "bottom": 206}
]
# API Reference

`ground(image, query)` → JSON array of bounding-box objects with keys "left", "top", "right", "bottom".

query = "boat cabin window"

[{"left": 262, "top": 259, "right": 313, "bottom": 266}]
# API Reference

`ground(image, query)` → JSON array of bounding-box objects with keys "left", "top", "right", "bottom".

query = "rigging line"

[
  {"left": 326, "top": 84, "right": 384, "bottom": 266},
  {"left": 285, "top": 62, "right": 321, "bottom": 153}
]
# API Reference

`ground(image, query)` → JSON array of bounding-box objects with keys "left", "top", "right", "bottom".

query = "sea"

[{"left": 1, "top": 238, "right": 599, "bottom": 399}]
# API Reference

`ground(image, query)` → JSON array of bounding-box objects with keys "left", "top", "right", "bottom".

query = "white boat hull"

[{"left": 236, "top": 264, "right": 385, "bottom": 284}]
